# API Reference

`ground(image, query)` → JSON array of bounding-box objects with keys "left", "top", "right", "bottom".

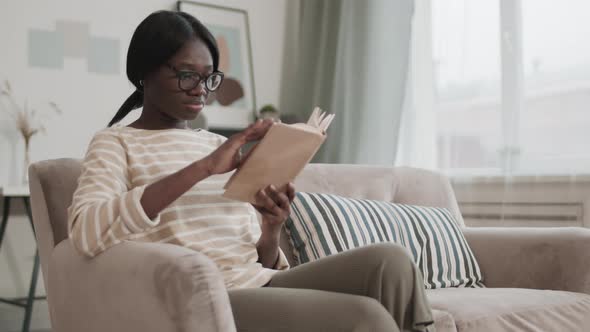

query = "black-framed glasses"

[{"left": 165, "top": 63, "right": 224, "bottom": 92}]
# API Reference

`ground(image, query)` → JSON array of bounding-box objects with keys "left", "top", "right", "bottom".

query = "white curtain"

[
  {"left": 395, "top": 0, "right": 437, "bottom": 170},
  {"left": 280, "top": 0, "right": 414, "bottom": 164},
  {"left": 398, "top": 0, "right": 590, "bottom": 229},
  {"left": 401, "top": 0, "right": 590, "bottom": 176}
]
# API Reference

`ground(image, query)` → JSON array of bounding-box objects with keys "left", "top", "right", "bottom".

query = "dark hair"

[{"left": 108, "top": 10, "right": 219, "bottom": 127}]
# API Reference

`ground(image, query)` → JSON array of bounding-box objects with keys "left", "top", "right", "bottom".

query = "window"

[
  {"left": 519, "top": 0, "right": 590, "bottom": 174},
  {"left": 431, "top": 0, "right": 590, "bottom": 175}
]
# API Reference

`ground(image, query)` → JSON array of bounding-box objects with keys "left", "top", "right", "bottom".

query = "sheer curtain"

[
  {"left": 398, "top": 0, "right": 590, "bottom": 228},
  {"left": 401, "top": 0, "right": 590, "bottom": 176},
  {"left": 280, "top": 0, "right": 414, "bottom": 164}
]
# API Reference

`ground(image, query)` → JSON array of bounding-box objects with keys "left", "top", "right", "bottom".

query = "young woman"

[{"left": 67, "top": 10, "right": 433, "bottom": 332}]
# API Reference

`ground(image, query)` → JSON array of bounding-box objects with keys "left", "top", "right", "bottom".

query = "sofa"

[{"left": 29, "top": 159, "right": 590, "bottom": 331}]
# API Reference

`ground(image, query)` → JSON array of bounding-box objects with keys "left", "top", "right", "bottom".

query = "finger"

[
  {"left": 233, "top": 149, "right": 243, "bottom": 167},
  {"left": 228, "top": 120, "right": 268, "bottom": 150},
  {"left": 249, "top": 120, "right": 272, "bottom": 138},
  {"left": 266, "top": 186, "right": 286, "bottom": 216},
  {"left": 269, "top": 185, "right": 290, "bottom": 217},
  {"left": 266, "top": 184, "right": 279, "bottom": 200},
  {"left": 233, "top": 120, "right": 261, "bottom": 144},
  {"left": 243, "top": 119, "right": 263, "bottom": 134},
  {"left": 273, "top": 188, "right": 290, "bottom": 210},
  {"left": 245, "top": 119, "right": 273, "bottom": 141},
  {"left": 265, "top": 185, "right": 283, "bottom": 208},
  {"left": 252, "top": 203, "right": 271, "bottom": 215},
  {"left": 277, "top": 192, "right": 291, "bottom": 216},
  {"left": 286, "top": 182, "right": 296, "bottom": 202},
  {"left": 227, "top": 132, "right": 248, "bottom": 150},
  {"left": 256, "top": 188, "right": 279, "bottom": 214},
  {"left": 267, "top": 184, "right": 289, "bottom": 207},
  {"left": 238, "top": 142, "right": 258, "bottom": 166}
]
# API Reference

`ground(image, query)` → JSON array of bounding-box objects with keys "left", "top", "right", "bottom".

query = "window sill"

[{"left": 449, "top": 173, "right": 590, "bottom": 184}]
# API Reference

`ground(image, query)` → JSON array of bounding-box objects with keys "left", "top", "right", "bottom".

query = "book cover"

[{"left": 223, "top": 107, "right": 334, "bottom": 204}]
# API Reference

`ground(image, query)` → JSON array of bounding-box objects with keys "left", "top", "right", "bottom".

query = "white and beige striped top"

[{"left": 67, "top": 126, "right": 289, "bottom": 289}]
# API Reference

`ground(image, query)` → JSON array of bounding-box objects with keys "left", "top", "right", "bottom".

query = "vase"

[{"left": 22, "top": 139, "right": 30, "bottom": 184}]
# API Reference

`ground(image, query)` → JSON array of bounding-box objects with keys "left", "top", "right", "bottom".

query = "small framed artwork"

[{"left": 177, "top": 1, "right": 257, "bottom": 129}]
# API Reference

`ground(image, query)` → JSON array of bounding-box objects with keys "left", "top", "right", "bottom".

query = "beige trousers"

[{"left": 228, "top": 243, "right": 434, "bottom": 332}]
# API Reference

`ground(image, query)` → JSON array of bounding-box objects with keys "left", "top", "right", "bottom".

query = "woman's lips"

[{"left": 185, "top": 103, "right": 204, "bottom": 112}]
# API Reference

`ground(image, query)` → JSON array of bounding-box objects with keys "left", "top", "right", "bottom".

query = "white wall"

[{"left": 0, "top": 0, "right": 287, "bottom": 303}]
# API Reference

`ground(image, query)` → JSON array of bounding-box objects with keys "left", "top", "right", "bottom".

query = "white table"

[
  {"left": 0, "top": 184, "right": 44, "bottom": 332},
  {"left": 2, "top": 185, "right": 31, "bottom": 197}
]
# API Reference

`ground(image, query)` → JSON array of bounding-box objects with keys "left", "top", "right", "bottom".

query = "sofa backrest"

[
  {"left": 280, "top": 163, "right": 464, "bottom": 266},
  {"left": 294, "top": 164, "right": 463, "bottom": 222}
]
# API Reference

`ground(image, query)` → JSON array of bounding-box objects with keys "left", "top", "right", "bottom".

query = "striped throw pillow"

[{"left": 285, "top": 192, "right": 484, "bottom": 289}]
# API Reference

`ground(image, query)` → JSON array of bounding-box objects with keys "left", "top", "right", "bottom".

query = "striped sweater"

[{"left": 67, "top": 126, "right": 289, "bottom": 289}]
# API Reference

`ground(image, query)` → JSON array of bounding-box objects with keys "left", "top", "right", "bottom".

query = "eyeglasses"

[{"left": 165, "top": 64, "right": 224, "bottom": 93}]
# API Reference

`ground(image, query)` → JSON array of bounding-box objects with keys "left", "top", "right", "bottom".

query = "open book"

[{"left": 223, "top": 107, "right": 335, "bottom": 204}]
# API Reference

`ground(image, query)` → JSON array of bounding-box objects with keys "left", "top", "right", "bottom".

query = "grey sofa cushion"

[{"left": 427, "top": 287, "right": 590, "bottom": 331}]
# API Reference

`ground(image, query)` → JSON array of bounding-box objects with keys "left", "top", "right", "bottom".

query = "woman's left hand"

[{"left": 254, "top": 182, "right": 296, "bottom": 234}]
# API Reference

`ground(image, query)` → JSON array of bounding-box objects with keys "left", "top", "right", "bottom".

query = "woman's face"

[{"left": 143, "top": 37, "right": 214, "bottom": 122}]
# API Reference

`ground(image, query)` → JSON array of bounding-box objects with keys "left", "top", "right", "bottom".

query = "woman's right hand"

[{"left": 203, "top": 119, "right": 274, "bottom": 176}]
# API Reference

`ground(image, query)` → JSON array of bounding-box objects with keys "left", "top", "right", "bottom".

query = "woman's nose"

[{"left": 187, "top": 81, "right": 207, "bottom": 96}]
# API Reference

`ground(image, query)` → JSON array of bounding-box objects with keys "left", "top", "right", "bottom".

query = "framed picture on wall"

[{"left": 177, "top": 1, "right": 257, "bottom": 130}]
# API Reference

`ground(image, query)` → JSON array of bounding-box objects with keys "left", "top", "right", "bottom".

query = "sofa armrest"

[
  {"left": 48, "top": 240, "right": 236, "bottom": 332},
  {"left": 463, "top": 227, "right": 590, "bottom": 294}
]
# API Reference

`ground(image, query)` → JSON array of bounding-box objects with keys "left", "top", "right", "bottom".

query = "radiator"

[{"left": 458, "top": 201, "right": 584, "bottom": 227}]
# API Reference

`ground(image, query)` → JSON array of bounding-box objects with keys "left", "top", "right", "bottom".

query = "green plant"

[{"left": 258, "top": 104, "right": 279, "bottom": 120}]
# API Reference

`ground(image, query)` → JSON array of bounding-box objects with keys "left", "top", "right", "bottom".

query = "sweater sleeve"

[
  {"left": 67, "top": 130, "right": 161, "bottom": 258},
  {"left": 273, "top": 247, "right": 290, "bottom": 271}
]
